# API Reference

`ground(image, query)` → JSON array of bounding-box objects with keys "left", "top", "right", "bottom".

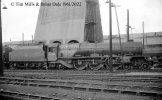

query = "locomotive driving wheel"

[
  {"left": 123, "top": 64, "right": 131, "bottom": 71},
  {"left": 141, "top": 63, "right": 149, "bottom": 70},
  {"left": 89, "top": 59, "right": 103, "bottom": 70},
  {"left": 73, "top": 60, "right": 88, "bottom": 70}
]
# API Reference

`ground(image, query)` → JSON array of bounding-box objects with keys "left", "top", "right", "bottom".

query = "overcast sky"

[{"left": 1, "top": 0, "right": 162, "bottom": 42}]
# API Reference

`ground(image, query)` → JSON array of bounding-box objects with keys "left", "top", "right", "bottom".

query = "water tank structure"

[{"left": 34, "top": 0, "right": 103, "bottom": 44}]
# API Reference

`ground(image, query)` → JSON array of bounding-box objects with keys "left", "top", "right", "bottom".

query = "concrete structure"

[{"left": 34, "top": 0, "right": 103, "bottom": 44}]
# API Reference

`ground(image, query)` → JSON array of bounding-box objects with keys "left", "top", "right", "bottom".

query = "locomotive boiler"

[{"left": 4, "top": 41, "right": 152, "bottom": 70}]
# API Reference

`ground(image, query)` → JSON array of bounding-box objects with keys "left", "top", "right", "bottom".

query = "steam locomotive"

[{"left": 3, "top": 41, "right": 154, "bottom": 70}]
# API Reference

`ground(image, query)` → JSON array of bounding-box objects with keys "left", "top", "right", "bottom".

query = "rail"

[{"left": 0, "top": 77, "right": 161, "bottom": 98}]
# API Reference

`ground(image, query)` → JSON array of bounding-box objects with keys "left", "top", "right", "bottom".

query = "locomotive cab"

[
  {"left": 47, "top": 44, "right": 59, "bottom": 69},
  {"left": 48, "top": 44, "right": 59, "bottom": 61}
]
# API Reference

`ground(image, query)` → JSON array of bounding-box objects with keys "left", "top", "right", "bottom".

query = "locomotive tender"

[{"left": 4, "top": 41, "right": 152, "bottom": 70}]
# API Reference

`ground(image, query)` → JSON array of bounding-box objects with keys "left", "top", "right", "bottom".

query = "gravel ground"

[{"left": 1, "top": 71, "right": 162, "bottom": 100}]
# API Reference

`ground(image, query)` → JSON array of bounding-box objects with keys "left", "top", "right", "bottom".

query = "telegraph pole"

[
  {"left": 0, "top": 0, "right": 3, "bottom": 76},
  {"left": 32, "top": 35, "right": 33, "bottom": 44},
  {"left": 127, "top": 9, "right": 130, "bottom": 42},
  {"left": 109, "top": 0, "right": 113, "bottom": 72},
  {"left": 106, "top": 0, "right": 113, "bottom": 72},
  {"left": 22, "top": 33, "right": 24, "bottom": 45},
  {"left": 114, "top": 5, "right": 122, "bottom": 55},
  {"left": 142, "top": 21, "right": 145, "bottom": 49}
]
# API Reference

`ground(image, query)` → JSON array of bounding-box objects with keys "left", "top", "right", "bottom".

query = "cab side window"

[{"left": 48, "top": 47, "right": 55, "bottom": 52}]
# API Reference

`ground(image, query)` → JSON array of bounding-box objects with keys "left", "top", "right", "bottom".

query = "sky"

[{"left": 1, "top": 0, "right": 162, "bottom": 42}]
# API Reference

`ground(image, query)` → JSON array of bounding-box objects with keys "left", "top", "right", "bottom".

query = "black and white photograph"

[{"left": 0, "top": 0, "right": 162, "bottom": 100}]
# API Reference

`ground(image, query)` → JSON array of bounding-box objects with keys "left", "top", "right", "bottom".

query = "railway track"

[
  {"left": 4, "top": 69, "right": 162, "bottom": 76},
  {"left": 4, "top": 68, "right": 162, "bottom": 74},
  {"left": 2, "top": 70, "right": 162, "bottom": 99},
  {"left": 0, "top": 90, "right": 59, "bottom": 100},
  {"left": 4, "top": 73, "right": 162, "bottom": 83},
  {"left": 0, "top": 77, "right": 162, "bottom": 99},
  {"left": 4, "top": 70, "right": 162, "bottom": 81}
]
